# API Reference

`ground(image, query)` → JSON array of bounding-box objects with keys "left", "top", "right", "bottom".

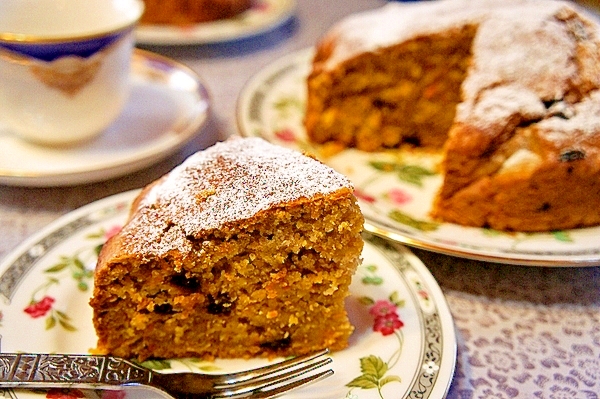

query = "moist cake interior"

[{"left": 306, "top": 25, "right": 477, "bottom": 151}]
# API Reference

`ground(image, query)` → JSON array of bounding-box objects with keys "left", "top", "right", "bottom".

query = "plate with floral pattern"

[
  {"left": 135, "top": 0, "right": 296, "bottom": 45},
  {"left": 0, "top": 189, "right": 456, "bottom": 399},
  {"left": 236, "top": 47, "right": 600, "bottom": 267}
]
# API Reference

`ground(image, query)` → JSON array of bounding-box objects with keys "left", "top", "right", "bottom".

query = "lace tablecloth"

[
  {"left": 413, "top": 248, "right": 600, "bottom": 399},
  {"left": 1, "top": 1, "right": 599, "bottom": 398}
]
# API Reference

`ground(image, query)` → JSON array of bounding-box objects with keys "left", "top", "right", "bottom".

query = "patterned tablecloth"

[
  {"left": 0, "top": 1, "right": 599, "bottom": 398},
  {"left": 413, "top": 248, "right": 600, "bottom": 399}
]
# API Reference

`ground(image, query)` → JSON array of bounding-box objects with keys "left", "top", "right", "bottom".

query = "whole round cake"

[
  {"left": 305, "top": 0, "right": 600, "bottom": 232},
  {"left": 140, "top": 0, "right": 252, "bottom": 25}
]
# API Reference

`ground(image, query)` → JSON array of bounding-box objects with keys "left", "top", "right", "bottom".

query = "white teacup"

[{"left": 0, "top": 0, "right": 144, "bottom": 146}]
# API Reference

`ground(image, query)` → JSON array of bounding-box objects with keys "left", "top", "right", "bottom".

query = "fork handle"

[{"left": 0, "top": 353, "right": 151, "bottom": 390}]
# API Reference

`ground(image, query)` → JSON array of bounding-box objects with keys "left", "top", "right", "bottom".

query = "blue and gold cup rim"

[{"left": 0, "top": 0, "right": 144, "bottom": 61}]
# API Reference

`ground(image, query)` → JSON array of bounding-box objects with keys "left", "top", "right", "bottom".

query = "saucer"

[{"left": 0, "top": 49, "right": 210, "bottom": 187}]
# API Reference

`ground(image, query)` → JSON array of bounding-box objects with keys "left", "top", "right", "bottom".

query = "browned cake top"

[{"left": 116, "top": 137, "right": 354, "bottom": 256}]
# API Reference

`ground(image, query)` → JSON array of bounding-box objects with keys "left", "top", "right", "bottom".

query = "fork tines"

[{"left": 214, "top": 349, "right": 334, "bottom": 398}]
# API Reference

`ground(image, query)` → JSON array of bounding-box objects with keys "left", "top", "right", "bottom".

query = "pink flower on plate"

[
  {"left": 46, "top": 388, "right": 85, "bottom": 398},
  {"left": 251, "top": 0, "right": 270, "bottom": 12},
  {"left": 354, "top": 189, "right": 376, "bottom": 204},
  {"left": 24, "top": 296, "right": 55, "bottom": 318},
  {"left": 369, "top": 299, "right": 398, "bottom": 318},
  {"left": 101, "top": 390, "right": 126, "bottom": 399},
  {"left": 104, "top": 225, "right": 122, "bottom": 241},
  {"left": 369, "top": 299, "right": 405, "bottom": 336},
  {"left": 388, "top": 188, "right": 412, "bottom": 205},
  {"left": 274, "top": 128, "right": 296, "bottom": 143},
  {"left": 373, "top": 313, "right": 404, "bottom": 336}
]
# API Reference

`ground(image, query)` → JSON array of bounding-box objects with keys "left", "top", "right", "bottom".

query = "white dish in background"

[
  {"left": 0, "top": 0, "right": 144, "bottom": 146},
  {"left": 0, "top": 49, "right": 210, "bottom": 187},
  {"left": 237, "top": 47, "right": 600, "bottom": 267},
  {"left": 135, "top": 0, "right": 296, "bottom": 45},
  {"left": 0, "top": 189, "right": 456, "bottom": 399}
]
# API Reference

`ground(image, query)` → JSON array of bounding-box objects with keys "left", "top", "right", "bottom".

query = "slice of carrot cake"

[{"left": 90, "top": 137, "right": 364, "bottom": 361}]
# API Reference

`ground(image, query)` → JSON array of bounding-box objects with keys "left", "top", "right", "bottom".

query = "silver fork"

[{"left": 0, "top": 349, "right": 333, "bottom": 398}]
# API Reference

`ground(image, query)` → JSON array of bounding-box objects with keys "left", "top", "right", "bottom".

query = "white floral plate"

[
  {"left": 0, "top": 50, "right": 210, "bottom": 187},
  {"left": 236, "top": 47, "right": 600, "bottom": 267},
  {"left": 0, "top": 189, "right": 456, "bottom": 399},
  {"left": 135, "top": 0, "right": 296, "bottom": 45}
]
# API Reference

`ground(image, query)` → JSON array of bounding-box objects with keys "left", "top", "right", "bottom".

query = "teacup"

[{"left": 0, "top": 0, "right": 144, "bottom": 146}]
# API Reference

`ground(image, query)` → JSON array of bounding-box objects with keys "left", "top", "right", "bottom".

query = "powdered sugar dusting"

[
  {"left": 462, "top": 1, "right": 579, "bottom": 100},
  {"left": 537, "top": 90, "right": 600, "bottom": 144},
  {"left": 320, "top": 0, "right": 575, "bottom": 72},
  {"left": 320, "top": 0, "right": 481, "bottom": 71},
  {"left": 457, "top": 0, "right": 600, "bottom": 130},
  {"left": 121, "top": 137, "right": 354, "bottom": 255},
  {"left": 457, "top": 86, "right": 546, "bottom": 131}
]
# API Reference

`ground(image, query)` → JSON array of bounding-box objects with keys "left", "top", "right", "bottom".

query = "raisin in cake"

[
  {"left": 305, "top": 0, "right": 600, "bottom": 231},
  {"left": 90, "top": 137, "right": 364, "bottom": 361}
]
